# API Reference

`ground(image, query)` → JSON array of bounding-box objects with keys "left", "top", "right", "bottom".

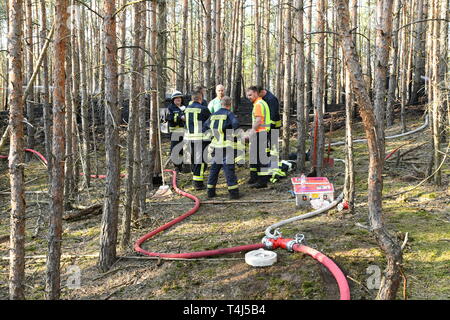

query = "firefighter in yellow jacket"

[{"left": 246, "top": 86, "right": 272, "bottom": 189}]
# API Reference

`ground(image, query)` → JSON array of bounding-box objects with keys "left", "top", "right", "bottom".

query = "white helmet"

[{"left": 171, "top": 91, "right": 183, "bottom": 101}]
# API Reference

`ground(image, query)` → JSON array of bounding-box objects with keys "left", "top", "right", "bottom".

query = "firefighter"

[
  {"left": 189, "top": 85, "right": 208, "bottom": 107},
  {"left": 258, "top": 86, "right": 281, "bottom": 178},
  {"left": 257, "top": 86, "right": 281, "bottom": 130},
  {"left": 204, "top": 96, "right": 240, "bottom": 199},
  {"left": 167, "top": 91, "right": 186, "bottom": 172},
  {"left": 184, "top": 90, "right": 211, "bottom": 190},
  {"left": 246, "top": 86, "right": 272, "bottom": 189}
]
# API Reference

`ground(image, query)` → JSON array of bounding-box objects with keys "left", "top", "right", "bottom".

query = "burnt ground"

[{"left": 0, "top": 108, "right": 449, "bottom": 300}]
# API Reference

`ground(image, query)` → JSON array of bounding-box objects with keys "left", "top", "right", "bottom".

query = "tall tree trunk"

[
  {"left": 176, "top": 0, "right": 189, "bottom": 91},
  {"left": 232, "top": 0, "right": 244, "bottom": 106},
  {"left": 187, "top": 0, "right": 193, "bottom": 92},
  {"left": 386, "top": 0, "right": 401, "bottom": 127},
  {"left": 281, "top": 3, "right": 292, "bottom": 159},
  {"left": 255, "top": 0, "right": 262, "bottom": 85},
  {"left": 410, "top": 0, "right": 426, "bottom": 104},
  {"left": 122, "top": 1, "right": 142, "bottom": 246},
  {"left": 439, "top": 0, "right": 449, "bottom": 141},
  {"left": 313, "top": 0, "right": 325, "bottom": 176},
  {"left": 305, "top": 0, "right": 313, "bottom": 111},
  {"left": 118, "top": 0, "right": 127, "bottom": 111},
  {"left": 330, "top": 8, "right": 337, "bottom": 105},
  {"left": 70, "top": 2, "right": 80, "bottom": 191},
  {"left": 335, "top": 0, "right": 403, "bottom": 300},
  {"left": 149, "top": 0, "right": 159, "bottom": 190},
  {"left": 25, "top": 0, "right": 35, "bottom": 158},
  {"left": 275, "top": 0, "right": 284, "bottom": 99},
  {"left": 296, "top": 0, "right": 306, "bottom": 173},
  {"left": 374, "top": 0, "right": 394, "bottom": 160},
  {"left": 215, "top": 0, "right": 223, "bottom": 85},
  {"left": 264, "top": 0, "right": 271, "bottom": 88},
  {"left": 46, "top": 0, "right": 68, "bottom": 300},
  {"left": 431, "top": 0, "right": 442, "bottom": 186},
  {"left": 157, "top": 0, "right": 167, "bottom": 105},
  {"left": 226, "top": 0, "right": 238, "bottom": 96},
  {"left": 78, "top": 6, "right": 91, "bottom": 188},
  {"left": 344, "top": 0, "right": 357, "bottom": 214},
  {"left": 40, "top": 0, "right": 51, "bottom": 175},
  {"left": 399, "top": 2, "right": 409, "bottom": 133},
  {"left": 2, "top": 1, "right": 9, "bottom": 112},
  {"left": 204, "top": 0, "right": 212, "bottom": 99},
  {"left": 8, "top": 0, "right": 26, "bottom": 300},
  {"left": 138, "top": 2, "right": 148, "bottom": 214},
  {"left": 64, "top": 24, "right": 74, "bottom": 205},
  {"left": 99, "top": 0, "right": 120, "bottom": 272}
]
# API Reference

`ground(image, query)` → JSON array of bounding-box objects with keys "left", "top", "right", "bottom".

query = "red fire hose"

[
  {"left": 265, "top": 237, "right": 351, "bottom": 300},
  {"left": 0, "top": 148, "right": 48, "bottom": 165}
]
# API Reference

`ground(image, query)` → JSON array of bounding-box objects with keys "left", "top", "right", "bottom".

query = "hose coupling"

[
  {"left": 261, "top": 236, "right": 274, "bottom": 250},
  {"left": 271, "top": 228, "right": 282, "bottom": 239},
  {"left": 262, "top": 229, "right": 283, "bottom": 249},
  {"left": 286, "top": 234, "right": 305, "bottom": 252}
]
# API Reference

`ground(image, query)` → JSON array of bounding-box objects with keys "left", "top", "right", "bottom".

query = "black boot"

[
  {"left": 229, "top": 189, "right": 240, "bottom": 200},
  {"left": 207, "top": 188, "right": 216, "bottom": 198},
  {"left": 247, "top": 171, "right": 258, "bottom": 185},
  {"left": 251, "top": 176, "right": 268, "bottom": 189},
  {"left": 193, "top": 181, "right": 205, "bottom": 190}
]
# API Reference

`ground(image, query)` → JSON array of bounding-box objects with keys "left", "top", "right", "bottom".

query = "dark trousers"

[
  {"left": 190, "top": 140, "right": 209, "bottom": 182},
  {"left": 207, "top": 147, "right": 238, "bottom": 190},
  {"left": 249, "top": 131, "right": 271, "bottom": 180},
  {"left": 170, "top": 132, "right": 184, "bottom": 170}
]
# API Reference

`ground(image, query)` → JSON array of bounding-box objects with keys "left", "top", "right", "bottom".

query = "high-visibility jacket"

[
  {"left": 204, "top": 107, "right": 239, "bottom": 148},
  {"left": 263, "top": 90, "right": 281, "bottom": 129},
  {"left": 252, "top": 97, "right": 271, "bottom": 132},
  {"left": 167, "top": 103, "right": 185, "bottom": 133},
  {"left": 184, "top": 101, "right": 211, "bottom": 141}
]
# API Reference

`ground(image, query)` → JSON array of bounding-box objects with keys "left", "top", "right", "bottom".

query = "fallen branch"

[
  {"left": 386, "top": 141, "right": 450, "bottom": 199},
  {"left": 63, "top": 204, "right": 102, "bottom": 222},
  {"left": 386, "top": 142, "right": 428, "bottom": 163},
  {"left": 23, "top": 23, "right": 55, "bottom": 101},
  {"left": 104, "top": 278, "right": 135, "bottom": 300},
  {"left": 346, "top": 275, "right": 371, "bottom": 294}
]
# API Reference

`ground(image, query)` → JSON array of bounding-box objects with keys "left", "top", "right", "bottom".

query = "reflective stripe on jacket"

[
  {"left": 204, "top": 108, "right": 239, "bottom": 148},
  {"left": 252, "top": 97, "right": 271, "bottom": 132},
  {"left": 184, "top": 101, "right": 211, "bottom": 141}
]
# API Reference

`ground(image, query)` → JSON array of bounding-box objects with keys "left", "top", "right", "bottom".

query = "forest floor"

[{"left": 0, "top": 108, "right": 449, "bottom": 300}]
